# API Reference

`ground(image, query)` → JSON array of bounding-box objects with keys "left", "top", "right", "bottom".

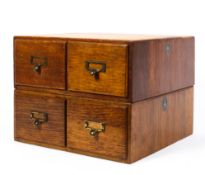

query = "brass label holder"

[
  {"left": 84, "top": 120, "right": 105, "bottom": 137},
  {"left": 85, "top": 60, "right": 106, "bottom": 80},
  {"left": 30, "top": 111, "right": 48, "bottom": 128},
  {"left": 30, "top": 56, "right": 48, "bottom": 74}
]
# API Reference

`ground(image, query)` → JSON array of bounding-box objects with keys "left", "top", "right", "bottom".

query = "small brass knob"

[
  {"left": 90, "top": 69, "right": 99, "bottom": 79},
  {"left": 33, "top": 64, "right": 41, "bottom": 73},
  {"left": 90, "top": 69, "right": 97, "bottom": 76},
  {"left": 90, "top": 129, "right": 97, "bottom": 137},
  {"left": 34, "top": 120, "right": 40, "bottom": 128}
]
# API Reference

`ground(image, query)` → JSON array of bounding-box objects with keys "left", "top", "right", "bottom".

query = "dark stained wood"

[
  {"left": 15, "top": 85, "right": 129, "bottom": 103},
  {"left": 130, "top": 37, "right": 195, "bottom": 102},
  {"left": 68, "top": 41, "right": 128, "bottom": 97},
  {"left": 14, "top": 36, "right": 195, "bottom": 102},
  {"left": 14, "top": 38, "right": 66, "bottom": 90},
  {"left": 14, "top": 90, "right": 66, "bottom": 147},
  {"left": 14, "top": 87, "right": 193, "bottom": 163},
  {"left": 129, "top": 87, "right": 193, "bottom": 163},
  {"left": 67, "top": 98, "right": 128, "bottom": 160}
]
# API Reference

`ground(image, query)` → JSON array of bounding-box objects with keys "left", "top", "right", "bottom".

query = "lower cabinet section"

[{"left": 14, "top": 87, "right": 193, "bottom": 163}]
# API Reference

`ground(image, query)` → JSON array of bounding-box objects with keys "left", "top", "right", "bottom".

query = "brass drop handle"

[
  {"left": 30, "top": 56, "right": 48, "bottom": 74},
  {"left": 30, "top": 111, "right": 48, "bottom": 128},
  {"left": 85, "top": 61, "right": 106, "bottom": 80},
  {"left": 84, "top": 120, "right": 105, "bottom": 137}
]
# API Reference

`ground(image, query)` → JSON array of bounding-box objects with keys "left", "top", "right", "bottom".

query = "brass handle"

[
  {"left": 30, "top": 111, "right": 48, "bottom": 128},
  {"left": 30, "top": 56, "right": 48, "bottom": 74},
  {"left": 84, "top": 120, "right": 105, "bottom": 137},
  {"left": 85, "top": 60, "right": 106, "bottom": 80}
]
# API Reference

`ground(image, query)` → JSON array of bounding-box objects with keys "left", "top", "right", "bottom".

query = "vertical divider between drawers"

[{"left": 64, "top": 99, "right": 67, "bottom": 147}]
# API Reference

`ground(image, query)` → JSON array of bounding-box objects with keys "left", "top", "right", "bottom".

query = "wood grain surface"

[
  {"left": 68, "top": 41, "right": 128, "bottom": 97},
  {"left": 67, "top": 98, "right": 128, "bottom": 160},
  {"left": 130, "top": 37, "right": 195, "bottom": 102},
  {"left": 14, "top": 35, "right": 194, "bottom": 163},
  {"left": 14, "top": 38, "right": 66, "bottom": 90},
  {"left": 14, "top": 91, "right": 66, "bottom": 147},
  {"left": 129, "top": 87, "right": 193, "bottom": 163}
]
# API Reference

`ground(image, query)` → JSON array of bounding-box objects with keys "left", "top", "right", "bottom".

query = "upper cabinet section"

[{"left": 14, "top": 35, "right": 194, "bottom": 102}]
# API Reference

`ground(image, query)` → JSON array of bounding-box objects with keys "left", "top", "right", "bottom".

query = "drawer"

[
  {"left": 68, "top": 41, "right": 128, "bottom": 97},
  {"left": 67, "top": 98, "right": 128, "bottom": 160},
  {"left": 14, "top": 39, "right": 66, "bottom": 90},
  {"left": 15, "top": 92, "right": 66, "bottom": 147}
]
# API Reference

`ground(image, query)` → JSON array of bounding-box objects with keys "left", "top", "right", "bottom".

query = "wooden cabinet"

[{"left": 14, "top": 34, "right": 194, "bottom": 163}]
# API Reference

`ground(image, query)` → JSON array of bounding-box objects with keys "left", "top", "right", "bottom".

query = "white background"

[{"left": 0, "top": 0, "right": 204, "bottom": 174}]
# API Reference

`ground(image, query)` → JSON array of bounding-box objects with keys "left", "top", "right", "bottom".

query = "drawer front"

[
  {"left": 67, "top": 98, "right": 128, "bottom": 160},
  {"left": 14, "top": 39, "right": 66, "bottom": 90},
  {"left": 68, "top": 41, "right": 128, "bottom": 97},
  {"left": 15, "top": 92, "right": 66, "bottom": 147}
]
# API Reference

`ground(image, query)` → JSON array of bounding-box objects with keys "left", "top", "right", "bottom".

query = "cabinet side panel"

[
  {"left": 129, "top": 87, "right": 193, "bottom": 163},
  {"left": 131, "top": 37, "right": 195, "bottom": 102}
]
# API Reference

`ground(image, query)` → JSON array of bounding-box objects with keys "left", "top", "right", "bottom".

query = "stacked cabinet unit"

[{"left": 14, "top": 34, "right": 194, "bottom": 163}]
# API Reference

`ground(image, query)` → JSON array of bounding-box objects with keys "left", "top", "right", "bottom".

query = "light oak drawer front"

[
  {"left": 15, "top": 92, "right": 66, "bottom": 147},
  {"left": 14, "top": 39, "right": 66, "bottom": 90},
  {"left": 67, "top": 98, "right": 128, "bottom": 160},
  {"left": 68, "top": 41, "right": 128, "bottom": 97}
]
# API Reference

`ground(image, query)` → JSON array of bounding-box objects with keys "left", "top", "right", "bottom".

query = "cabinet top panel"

[{"left": 14, "top": 33, "right": 194, "bottom": 42}]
